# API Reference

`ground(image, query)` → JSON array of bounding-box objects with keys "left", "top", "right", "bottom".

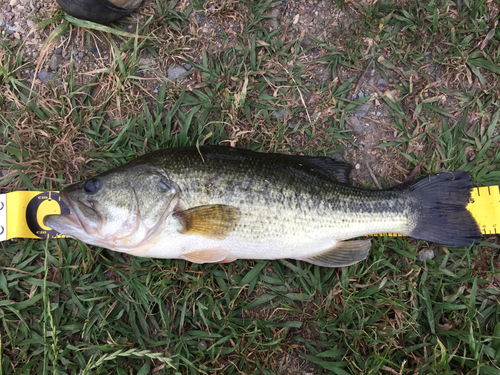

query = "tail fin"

[{"left": 407, "top": 171, "right": 481, "bottom": 246}]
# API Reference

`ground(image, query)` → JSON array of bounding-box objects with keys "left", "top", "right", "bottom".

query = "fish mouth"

[{"left": 43, "top": 192, "right": 86, "bottom": 235}]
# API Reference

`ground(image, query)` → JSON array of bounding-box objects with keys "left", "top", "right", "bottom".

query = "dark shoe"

[{"left": 57, "top": 0, "right": 143, "bottom": 24}]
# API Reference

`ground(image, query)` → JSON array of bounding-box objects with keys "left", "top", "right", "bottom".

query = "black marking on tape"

[{"left": 26, "top": 192, "right": 70, "bottom": 239}]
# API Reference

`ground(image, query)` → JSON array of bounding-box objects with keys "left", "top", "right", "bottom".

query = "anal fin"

[
  {"left": 299, "top": 240, "right": 371, "bottom": 267},
  {"left": 174, "top": 205, "right": 240, "bottom": 239}
]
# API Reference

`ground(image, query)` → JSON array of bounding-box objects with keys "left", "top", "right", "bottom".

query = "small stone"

[
  {"left": 354, "top": 102, "right": 371, "bottom": 118},
  {"left": 419, "top": 249, "right": 434, "bottom": 261},
  {"left": 0, "top": 20, "right": 5, "bottom": 27},
  {"left": 54, "top": 48, "right": 62, "bottom": 54},
  {"left": 377, "top": 78, "right": 387, "bottom": 85},
  {"left": 300, "top": 36, "right": 313, "bottom": 48},
  {"left": 198, "top": 340, "right": 207, "bottom": 351},
  {"left": 273, "top": 108, "right": 285, "bottom": 119},
  {"left": 167, "top": 64, "right": 187, "bottom": 81},
  {"left": 435, "top": 65, "right": 441, "bottom": 79},
  {"left": 47, "top": 53, "right": 63, "bottom": 71},
  {"left": 6, "top": 28, "right": 15, "bottom": 35},
  {"left": 32, "top": 51, "right": 38, "bottom": 58},
  {"left": 358, "top": 91, "right": 364, "bottom": 98},
  {"left": 208, "top": 5, "right": 215, "bottom": 13},
  {"left": 268, "top": 8, "right": 280, "bottom": 30},
  {"left": 355, "top": 163, "right": 360, "bottom": 170},
  {"left": 78, "top": 51, "right": 84, "bottom": 58},
  {"left": 182, "top": 63, "right": 192, "bottom": 70},
  {"left": 347, "top": 116, "right": 363, "bottom": 133},
  {"left": 38, "top": 68, "right": 56, "bottom": 82},
  {"left": 329, "top": 153, "right": 344, "bottom": 162}
]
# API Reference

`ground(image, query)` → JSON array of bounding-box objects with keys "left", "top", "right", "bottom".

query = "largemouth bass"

[{"left": 44, "top": 146, "right": 481, "bottom": 267}]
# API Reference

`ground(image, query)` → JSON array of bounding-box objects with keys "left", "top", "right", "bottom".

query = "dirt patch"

[
  {"left": 1, "top": 0, "right": 407, "bottom": 188},
  {"left": 474, "top": 237, "right": 500, "bottom": 282}
]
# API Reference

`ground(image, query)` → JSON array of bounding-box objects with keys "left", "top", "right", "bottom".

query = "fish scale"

[{"left": 166, "top": 150, "right": 407, "bottom": 238}]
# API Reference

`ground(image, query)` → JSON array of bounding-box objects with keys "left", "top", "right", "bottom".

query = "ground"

[{"left": 0, "top": 0, "right": 499, "bottom": 374}]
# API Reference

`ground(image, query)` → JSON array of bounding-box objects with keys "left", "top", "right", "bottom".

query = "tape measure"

[
  {"left": 468, "top": 186, "right": 500, "bottom": 235},
  {"left": 0, "top": 191, "right": 69, "bottom": 241},
  {"left": 0, "top": 187, "right": 499, "bottom": 242}
]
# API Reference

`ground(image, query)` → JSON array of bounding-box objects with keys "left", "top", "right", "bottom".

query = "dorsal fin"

[{"left": 295, "top": 156, "right": 352, "bottom": 184}]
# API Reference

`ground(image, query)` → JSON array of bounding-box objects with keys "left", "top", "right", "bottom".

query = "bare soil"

[{"left": 0, "top": 0, "right": 415, "bottom": 187}]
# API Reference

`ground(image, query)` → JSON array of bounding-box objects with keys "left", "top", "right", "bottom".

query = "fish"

[{"left": 44, "top": 146, "right": 482, "bottom": 267}]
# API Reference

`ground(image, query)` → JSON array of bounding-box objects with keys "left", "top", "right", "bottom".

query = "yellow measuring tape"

[
  {"left": 0, "top": 187, "right": 499, "bottom": 242},
  {"left": 468, "top": 186, "right": 500, "bottom": 235},
  {"left": 0, "top": 191, "right": 68, "bottom": 241}
]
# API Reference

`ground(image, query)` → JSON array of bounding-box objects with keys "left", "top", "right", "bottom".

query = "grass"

[{"left": 0, "top": 0, "right": 500, "bottom": 373}]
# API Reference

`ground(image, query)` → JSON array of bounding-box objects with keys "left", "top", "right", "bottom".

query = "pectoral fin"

[
  {"left": 174, "top": 205, "right": 240, "bottom": 239},
  {"left": 182, "top": 248, "right": 229, "bottom": 263},
  {"left": 299, "top": 240, "right": 371, "bottom": 267}
]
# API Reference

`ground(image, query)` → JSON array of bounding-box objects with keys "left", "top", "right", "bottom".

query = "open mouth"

[{"left": 43, "top": 192, "right": 83, "bottom": 233}]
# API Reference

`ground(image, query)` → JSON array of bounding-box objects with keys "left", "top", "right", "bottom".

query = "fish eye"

[
  {"left": 84, "top": 178, "right": 100, "bottom": 194},
  {"left": 158, "top": 178, "right": 172, "bottom": 193}
]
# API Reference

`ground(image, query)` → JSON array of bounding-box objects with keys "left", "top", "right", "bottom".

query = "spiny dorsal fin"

[
  {"left": 299, "top": 240, "right": 371, "bottom": 267},
  {"left": 174, "top": 205, "right": 240, "bottom": 240},
  {"left": 296, "top": 156, "right": 352, "bottom": 185}
]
